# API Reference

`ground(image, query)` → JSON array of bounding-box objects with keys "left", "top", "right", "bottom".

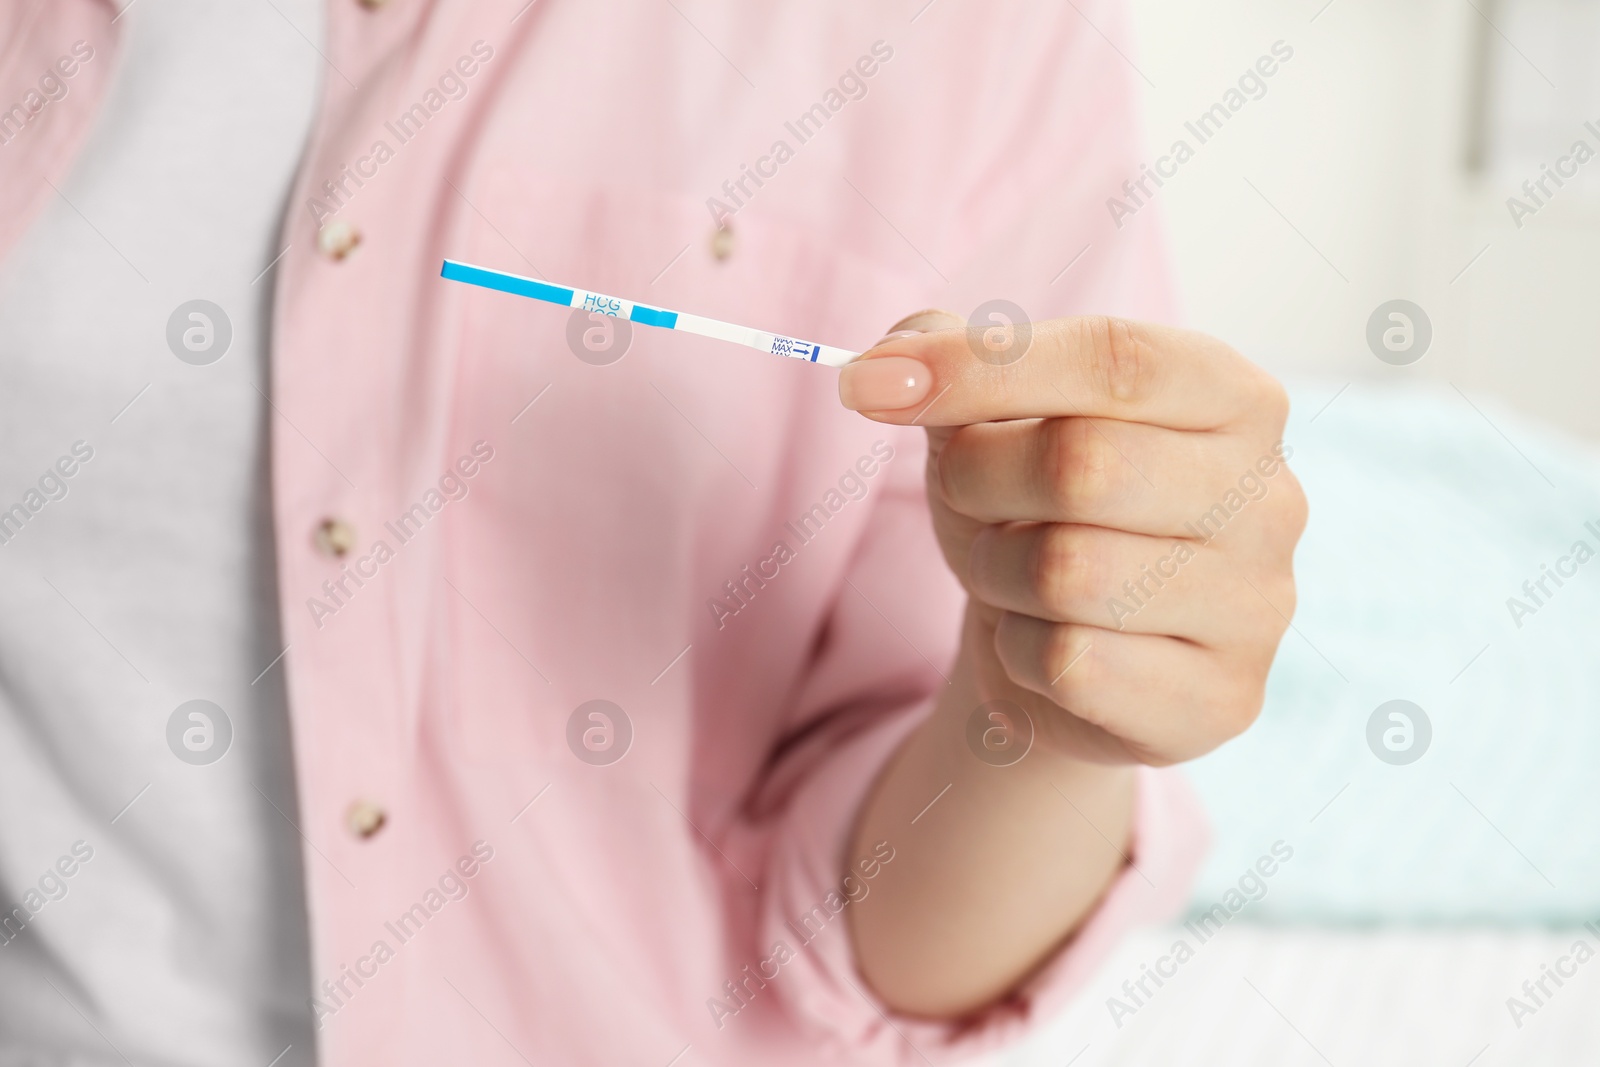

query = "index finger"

[{"left": 838, "top": 315, "right": 1277, "bottom": 431}]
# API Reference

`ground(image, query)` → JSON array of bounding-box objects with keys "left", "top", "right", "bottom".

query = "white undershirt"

[{"left": 0, "top": 2, "right": 323, "bottom": 1063}]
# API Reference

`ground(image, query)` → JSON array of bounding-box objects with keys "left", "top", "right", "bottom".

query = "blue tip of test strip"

[
  {"left": 440, "top": 259, "right": 575, "bottom": 307},
  {"left": 441, "top": 259, "right": 682, "bottom": 331}
]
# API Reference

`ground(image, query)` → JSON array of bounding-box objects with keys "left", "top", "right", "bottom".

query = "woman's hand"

[
  {"left": 838, "top": 311, "right": 1305, "bottom": 1018},
  {"left": 841, "top": 310, "right": 1305, "bottom": 766}
]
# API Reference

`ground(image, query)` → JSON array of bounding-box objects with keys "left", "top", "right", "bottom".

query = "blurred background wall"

[{"left": 1124, "top": 0, "right": 1600, "bottom": 443}]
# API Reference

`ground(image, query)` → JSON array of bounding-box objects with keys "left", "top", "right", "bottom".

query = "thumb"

[{"left": 838, "top": 309, "right": 965, "bottom": 419}]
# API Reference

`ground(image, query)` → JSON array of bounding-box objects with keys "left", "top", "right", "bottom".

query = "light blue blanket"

[{"left": 1184, "top": 382, "right": 1600, "bottom": 922}]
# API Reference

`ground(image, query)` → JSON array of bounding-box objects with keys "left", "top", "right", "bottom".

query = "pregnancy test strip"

[{"left": 440, "top": 259, "right": 858, "bottom": 368}]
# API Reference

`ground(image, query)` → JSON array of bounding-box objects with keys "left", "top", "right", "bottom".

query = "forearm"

[{"left": 845, "top": 609, "right": 1136, "bottom": 1019}]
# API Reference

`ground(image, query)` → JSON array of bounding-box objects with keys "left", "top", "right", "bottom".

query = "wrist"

[
  {"left": 846, "top": 603, "right": 1139, "bottom": 1017},
  {"left": 925, "top": 648, "right": 1137, "bottom": 829}
]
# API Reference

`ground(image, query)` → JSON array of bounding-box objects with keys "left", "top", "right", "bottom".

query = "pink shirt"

[{"left": 2, "top": 1, "right": 1207, "bottom": 1063}]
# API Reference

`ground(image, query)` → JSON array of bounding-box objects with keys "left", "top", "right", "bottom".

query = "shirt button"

[
  {"left": 313, "top": 517, "right": 356, "bottom": 559},
  {"left": 346, "top": 800, "right": 386, "bottom": 839},
  {"left": 710, "top": 224, "right": 734, "bottom": 261},
  {"left": 317, "top": 219, "right": 362, "bottom": 260},
  {"left": 357, "top": 0, "right": 390, "bottom": 7}
]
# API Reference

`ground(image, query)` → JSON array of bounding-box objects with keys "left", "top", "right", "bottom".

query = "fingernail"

[{"left": 839, "top": 355, "right": 932, "bottom": 411}]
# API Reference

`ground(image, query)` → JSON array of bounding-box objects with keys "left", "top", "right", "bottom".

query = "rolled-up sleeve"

[{"left": 764, "top": 750, "right": 1207, "bottom": 1062}]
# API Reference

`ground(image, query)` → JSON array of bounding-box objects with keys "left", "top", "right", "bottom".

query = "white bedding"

[{"left": 1001, "top": 924, "right": 1600, "bottom": 1066}]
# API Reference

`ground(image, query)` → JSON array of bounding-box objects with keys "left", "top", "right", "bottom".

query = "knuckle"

[
  {"left": 1043, "top": 417, "right": 1118, "bottom": 519},
  {"left": 1286, "top": 465, "right": 1309, "bottom": 520},
  {"left": 1249, "top": 572, "right": 1298, "bottom": 644},
  {"left": 930, "top": 428, "right": 970, "bottom": 510},
  {"left": 1257, "top": 466, "right": 1309, "bottom": 551},
  {"left": 1245, "top": 371, "right": 1291, "bottom": 434},
  {"left": 1215, "top": 674, "right": 1268, "bottom": 740},
  {"left": 1041, "top": 624, "right": 1098, "bottom": 707},
  {"left": 1181, "top": 667, "right": 1268, "bottom": 755},
  {"left": 1210, "top": 338, "right": 1283, "bottom": 424},
  {"left": 1032, "top": 526, "right": 1098, "bottom": 614},
  {"left": 1260, "top": 374, "right": 1291, "bottom": 425},
  {"left": 1271, "top": 574, "right": 1299, "bottom": 628},
  {"left": 1278, "top": 470, "right": 1310, "bottom": 541},
  {"left": 1078, "top": 316, "right": 1153, "bottom": 405}
]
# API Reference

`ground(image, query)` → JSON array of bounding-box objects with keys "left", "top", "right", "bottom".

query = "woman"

[{"left": 0, "top": 0, "right": 1302, "bottom": 1064}]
